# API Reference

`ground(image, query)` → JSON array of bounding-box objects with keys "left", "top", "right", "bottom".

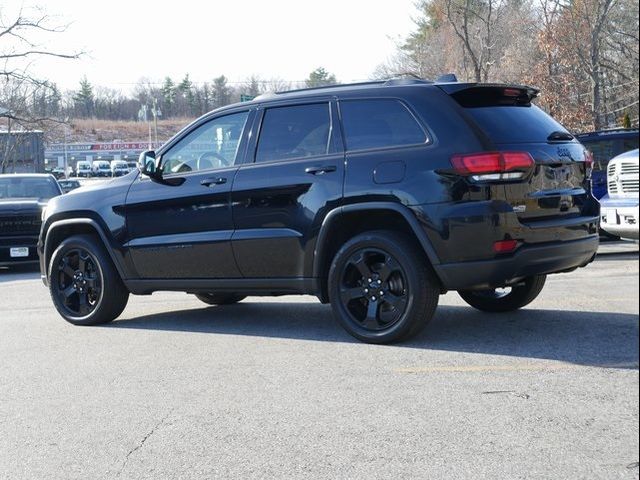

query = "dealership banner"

[{"left": 46, "top": 141, "right": 163, "bottom": 155}]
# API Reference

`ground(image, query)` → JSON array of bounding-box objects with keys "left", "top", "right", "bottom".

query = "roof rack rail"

[
  {"left": 251, "top": 77, "right": 436, "bottom": 101},
  {"left": 273, "top": 80, "right": 386, "bottom": 96}
]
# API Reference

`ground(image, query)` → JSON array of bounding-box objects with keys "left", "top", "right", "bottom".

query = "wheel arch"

[
  {"left": 43, "top": 218, "right": 127, "bottom": 282},
  {"left": 312, "top": 202, "right": 444, "bottom": 302}
]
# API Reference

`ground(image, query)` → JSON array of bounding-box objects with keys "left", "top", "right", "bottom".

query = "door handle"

[
  {"left": 305, "top": 165, "right": 337, "bottom": 175},
  {"left": 201, "top": 177, "right": 227, "bottom": 187}
]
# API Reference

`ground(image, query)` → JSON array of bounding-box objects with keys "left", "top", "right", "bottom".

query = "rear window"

[
  {"left": 463, "top": 104, "right": 571, "bottom": 144},
  {"left": 340, "top": 99, "right": 426, "bottom": 151}
]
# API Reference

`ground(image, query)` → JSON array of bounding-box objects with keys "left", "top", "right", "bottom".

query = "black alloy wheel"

[
  {"left": 49, "top": 235, "right": 129, "bottom": 325},
  {"left": 329, "top": 231, "right": 440, "bottom": 344},
  {"left": 54, "top": 248, "right": 102, "bottom": 318},
  {"left": 339, "top": 248, "right": 409, "bottom": 332}
]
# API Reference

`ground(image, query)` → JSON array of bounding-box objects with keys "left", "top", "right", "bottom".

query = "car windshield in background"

[
  {"left": 0, "top": 177, "right": 61, "bottom": 200},
  {"left": 578, "top": 134, "right": 639, "bottom": 171},
  {"left": 59, "top": 180, "right": 80, "bottom": 189}
]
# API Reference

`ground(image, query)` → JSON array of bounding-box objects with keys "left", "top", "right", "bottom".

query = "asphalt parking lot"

[{"left": 0, "top": 242, "right": 638, "bottom": 480}]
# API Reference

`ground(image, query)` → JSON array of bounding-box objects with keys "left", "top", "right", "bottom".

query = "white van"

[
  {"left": 76, "top": 161, "right": 92, "bottom": 178},
  {"left": 92, "top": 160, "right": 112, "bottom": 177},
  {"left": 111, "top": 160, "right": 130, "bottom": 177}
]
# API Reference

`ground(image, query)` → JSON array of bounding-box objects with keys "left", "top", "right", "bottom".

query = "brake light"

[
  {"left": 503, "top": 88, "right": 522, "bottom": 97},
  {"left": 451, "top": 152, "right": 534, "bottom": 181},
  {"left": 493, "top": 239, "right": 519, "bottom": 253}
]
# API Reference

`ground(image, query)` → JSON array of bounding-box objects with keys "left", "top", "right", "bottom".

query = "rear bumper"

[{"left": 436, "top": 236, "right": 599, "bottom": 290}]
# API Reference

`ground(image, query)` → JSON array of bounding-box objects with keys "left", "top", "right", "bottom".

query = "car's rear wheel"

[
  {"left": 194, "top": 293, "right": 246, "bottom": 305},
  {"left": 458, "top": 275, "right": 546, "bottom": 313},
  {"left": 328, "top": 231, "right": 440, "bottom": 344},
  {"left": 49, "top": 235, "right": 129, "bottom": 325}
]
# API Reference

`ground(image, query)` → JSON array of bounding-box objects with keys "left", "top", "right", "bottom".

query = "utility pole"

[
  {"left": 153, "top": 97, "right": 159, "bottom": 146},
  {"left": 0, "top": 107, "right": 13, "bottom": 174},
  {"left": 63, "top": 117, "right": 69, "bottom": 178}
]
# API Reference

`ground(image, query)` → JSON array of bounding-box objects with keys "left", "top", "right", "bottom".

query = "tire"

[
  {"left": 328, "top": 230, "right": 440, "bottom": 344},
  {"left": 194, "top": 293, "right": 246, "bottom": 305},
  {"left": 458, "top": 275, "right": 547, "bottom": 313},
  {"left": 48, "top": 234, "right": 129, "bottom": 325}
]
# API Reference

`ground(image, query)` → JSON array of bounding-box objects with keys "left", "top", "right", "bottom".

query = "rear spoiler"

[{"left": 436, "top": 83, "right": 540, "bottom": 107}]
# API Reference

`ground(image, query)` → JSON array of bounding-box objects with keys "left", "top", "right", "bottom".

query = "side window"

[
  {"left": 340, "top": 99, "right": 426, "bottom": 151},
  {"left": 161, "top": 111, "right": 249, "bottom": 174},
  {"left": 255, "top": 103, "right": 331, "bottom": 163}
]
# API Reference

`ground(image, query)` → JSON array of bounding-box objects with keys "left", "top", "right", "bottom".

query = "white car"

[{"left": 599, "top": 149, "right": 639, "bottom": 240}]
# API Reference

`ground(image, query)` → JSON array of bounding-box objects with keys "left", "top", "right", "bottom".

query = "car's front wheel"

[
  {"left": 328, "top": 231, "right": 440, "bottom": 344},
  {"left": 49, "top": 235, "right": 129, "bottom": 325},
  {"left": 458, "top": 275, "right": 547, "bottom": 313}
]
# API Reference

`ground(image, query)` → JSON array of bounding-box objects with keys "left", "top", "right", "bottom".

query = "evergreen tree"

[
  {"left": 178, "top": 74, "right": 196, "bottom": 115},
  {"left": 305, "top": 67, "right": 337, "bottom": 88},
  {"left": 73, "top": 76, "right": 94, "bottom": 117},
  {"left": 212, "top": 75, "right": 231, "bottom": 107},
  {"left": 245, "top": 75, "right": 262, "bottom": 97},
  {"left": 161, "top": 77, "right": 177, "bottom": 116}
]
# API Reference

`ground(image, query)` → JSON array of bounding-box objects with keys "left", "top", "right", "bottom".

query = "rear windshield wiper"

[{"left": 547, "top": 131, "right": 574, "bottom": 142}]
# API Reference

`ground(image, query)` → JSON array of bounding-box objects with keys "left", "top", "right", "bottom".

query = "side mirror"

[
  {"left": 137, "top": 149, "right": 185, "bottom": 187},
  {"left": 139, "top": 150, "right": 161, "bottom": 180}
]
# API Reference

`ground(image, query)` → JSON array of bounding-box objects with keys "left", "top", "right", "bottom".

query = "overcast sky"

[{"left": 18, "top": 0, "right": 419, "bottom": 92}]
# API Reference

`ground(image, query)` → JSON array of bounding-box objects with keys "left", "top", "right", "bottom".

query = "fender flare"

[
  {"left": 43, "top": 218, "right": 127, "bottom": 280},
  {"left": 312, "top": 202, "right": 442, "bottom": 279}
]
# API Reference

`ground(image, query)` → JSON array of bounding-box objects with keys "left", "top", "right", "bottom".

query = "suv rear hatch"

[{"left": 440, "top": 84, "right": 595, "bottom": 223}]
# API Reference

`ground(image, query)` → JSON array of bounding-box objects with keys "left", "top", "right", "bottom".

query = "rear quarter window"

[{"left": 339, "top": 99, "right": 427, "bottom": 151}]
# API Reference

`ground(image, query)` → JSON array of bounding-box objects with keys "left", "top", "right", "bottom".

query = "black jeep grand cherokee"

[{"left": 38, "top": 79, "right": 599, "bottom": 343}]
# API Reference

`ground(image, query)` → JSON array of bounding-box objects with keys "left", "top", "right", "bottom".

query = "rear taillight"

[{"left": 451, "top": 152, "right": 535, "bottom": 182}]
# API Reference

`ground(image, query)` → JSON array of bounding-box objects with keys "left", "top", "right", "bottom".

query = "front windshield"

[{"left": 0, "top": 177, "right": 61, "bottom": 200}]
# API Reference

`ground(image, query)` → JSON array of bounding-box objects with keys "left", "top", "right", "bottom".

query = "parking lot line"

[{"left": 395, "top": 362, "right": 639, "bottom": 374}]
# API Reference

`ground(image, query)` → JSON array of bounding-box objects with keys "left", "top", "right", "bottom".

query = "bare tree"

[
  {"left": 1, "top": 5, "right": 80, "bottom": 171},
  {"left": 445, "top": 0, "right": 508, "bottom": 82},
  {"left": 561, "top": 0, "right": 617, "bottom": 129}
]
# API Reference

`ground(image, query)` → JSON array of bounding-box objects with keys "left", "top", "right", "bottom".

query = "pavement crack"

[
  {"left": 482, "top": 390, "right": 531, "bottom": 399},
  {"left": 117, "top": 409, "right": 173, "bottom": 476}
]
